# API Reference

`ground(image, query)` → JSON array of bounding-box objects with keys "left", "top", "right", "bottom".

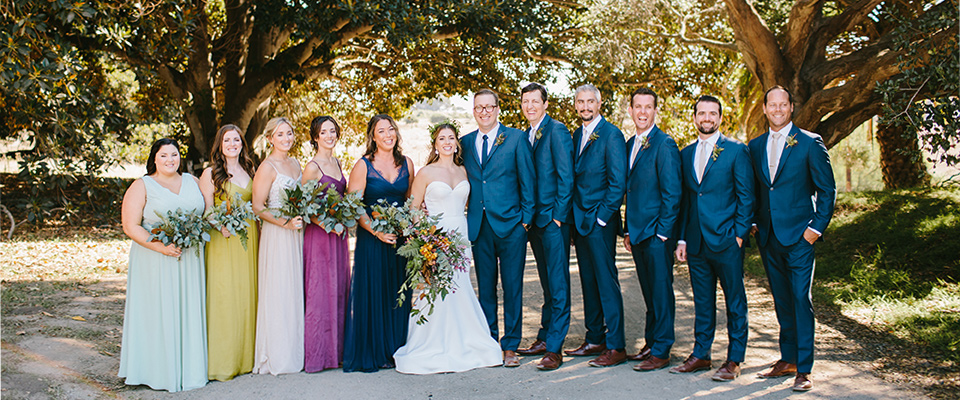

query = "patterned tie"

[
  {"left": 769, "top": 132, "right": 782, "bottom": 179},
  {"left": 696, "top": 140, "right": 708, "bottom": 183},
  {"left": 481, "top": 134, "right": 489, "bottom": 165}
]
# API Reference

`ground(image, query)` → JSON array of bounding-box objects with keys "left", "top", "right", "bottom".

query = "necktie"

[
  {"left": 579, "top": 129, "right": 590, "bottom": 155},
  {"left": 529, "top": 128, "right": 536, "bottom": 146},
  {"left": 696, "top": 140, "right": 708, "bottom": 183},
  {"left": 481, "top": 134, "right": 489, "bottom": 165},
  {"left": 769, "top": 132, "right": 782, "bottom": 179},
  {"left": 629, "top": 137, "right": 641, "bottom": 170}
]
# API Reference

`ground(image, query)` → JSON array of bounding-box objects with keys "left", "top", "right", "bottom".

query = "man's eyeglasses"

[{"left": 474, "top": 105, "right": 499, "bottom": 113}]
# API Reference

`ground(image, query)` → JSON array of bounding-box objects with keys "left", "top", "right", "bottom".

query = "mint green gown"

[{"left": 118, "top": 174, "right": 208, "bottom": 392}]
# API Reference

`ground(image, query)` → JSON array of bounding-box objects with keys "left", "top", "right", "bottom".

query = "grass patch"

[{"left": 746, "top": 187, "right": 960, "bottom": 366}]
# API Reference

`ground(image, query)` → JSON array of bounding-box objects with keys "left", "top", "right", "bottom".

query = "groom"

[{"left": 461, "top": 88, "right": 536, "bottom": 367}]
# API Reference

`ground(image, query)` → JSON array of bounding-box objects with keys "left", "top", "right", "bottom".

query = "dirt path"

[{"left": 2, "top": 245, "right": 925, "bottom": 399}]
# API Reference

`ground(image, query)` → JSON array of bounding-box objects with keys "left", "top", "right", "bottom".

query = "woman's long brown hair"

[
  {"left": 363, "top": 114, "right": 404, "bottom": 167},
  {"left": 425, "top": 123, "right": 463, "bottom": 166},
  {"left": 209, "top": 124, "right": 257, "bottom": 200}
]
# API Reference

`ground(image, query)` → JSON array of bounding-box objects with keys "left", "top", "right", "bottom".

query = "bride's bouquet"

[
  {"left": 372, "top": 198, "right": 471, "bottom": 325},
  {"left": 205, "top": 192, "right": 257, "bottom": 250},
  {"left": 313, "top": 186, "right": 365, "bottom": 235},
  {"left": 272, "top": 180, "right": 325, "bottom": 222},
  {"left": 148, "top": 208, "right": 211, "bottom": 258}
]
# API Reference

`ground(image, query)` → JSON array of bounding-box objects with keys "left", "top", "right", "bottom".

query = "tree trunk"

[{"left": 876, "top": 122, "right": 930, "bottom": 189}]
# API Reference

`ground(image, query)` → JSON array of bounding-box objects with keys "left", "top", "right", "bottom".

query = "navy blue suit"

[
  {"left": 526, "top": 115, "right": 575, "bottom": 354},
  {"left": 678, "top": 133, "right": 754, "bottom": 363},
  {"left": 461, "top": 123, "right": 536, "bottom": 351},
  {"left": 571, "top": 116, "right": 627, "bottom": 350},
  {"left": 622, "top": 126, "right": 681, "bottom": 360},
  {"left": 748, "top": 123, "right": 835, "bottom": 373}
]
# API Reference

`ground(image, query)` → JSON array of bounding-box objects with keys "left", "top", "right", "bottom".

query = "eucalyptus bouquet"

[
  {"left": 314, "top": 186, "right": 365, "bottom": 235},
  {"left": 205, "top": 192, "right": 257, "bottom": 250},
  {"left": 148, "top": 208, "right": 211, "bottom": 257},
  {"left": 272, "top": 179, "right": 325, "bottom": 222},
  {"left": 368, "top": 197, "right": 416, "bottom": 237}
]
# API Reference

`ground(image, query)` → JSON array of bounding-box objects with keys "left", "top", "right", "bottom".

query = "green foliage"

[{"left": 878, "top": 0, "right": 960, "bottom": 168}]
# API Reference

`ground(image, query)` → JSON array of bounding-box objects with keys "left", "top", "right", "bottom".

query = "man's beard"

[{"left": 697, "top": 124, "right": 717, "bottom": 135}]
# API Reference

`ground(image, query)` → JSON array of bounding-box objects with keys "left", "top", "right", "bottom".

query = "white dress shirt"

[
  {"left": 629, "top": 125, "right": 655, "bottom": 170},
  {"left": 475, "top": 122, "right": 501, "bottom": 165},
  {"left": 528, "top": 116, "right": 545, "bottom": 146},
  {"left": 578, "top": 116, "right": 602, "bottom": 155}
]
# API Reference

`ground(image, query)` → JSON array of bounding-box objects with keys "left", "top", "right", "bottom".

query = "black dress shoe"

[
  {"left": 564, "top": 342, "right": 607, "bottom": 357},
  {"left": 517, "top": 339, "right": 547, "bottom": 355}
]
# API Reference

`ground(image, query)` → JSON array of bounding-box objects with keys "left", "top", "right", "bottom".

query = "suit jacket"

[
  {"left": 678, "top": 134, "right": 755, "bottom": 253},
  {"left": 530, "top": 114, "right": 575, "bottom": 228},
  {"left": 461, "top": 124, "right": 536, "bottom": 241},
  {"left": 571, "top": 116, "right": 627, "bottom": 236},
  {"left": 747, "top": 124, "right": 836, "bottom": 247},
  {"left": 623, "top": 126, "right": 682, "bottom": 245}
]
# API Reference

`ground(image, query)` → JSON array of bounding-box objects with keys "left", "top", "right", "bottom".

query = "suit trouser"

[
  {"left": 529, "top": 222, "right": 572, "bottom": 354},
  {"left": 473, "top": 216, "right": 527, "bottom": 351},
  {"left": 759, "top": 236, "right": 816, "bottom": 373},
  {"left": 687, "top": 241, "right": 748, "bottom": 363},
  {"left": 573, "top": 220, "right": 625, "bottom": 350},
  {"left": 630, "top": 236, "right": 676, "bottom": 359}
]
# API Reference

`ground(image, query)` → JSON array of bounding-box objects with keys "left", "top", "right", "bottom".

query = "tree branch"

[
  {"left": 720, "top": 0, "right": 790, "bottom": 86},
  {"left": 782, "top": 0, "right": 824, "bottom": 66},
  {"left": 629, "top": 27, "right": 738, "bottom": 52}
]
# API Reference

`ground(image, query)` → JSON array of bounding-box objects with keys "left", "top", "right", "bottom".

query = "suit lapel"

[
  {"left": 573, "top": 126, "right": 585, "bottom": 170},
  {"left": 757, "top": 132, "right": 772, "bottom": 185},
  {"left": 635, "top": 128, "right": 659, "bottom": 169},
  {"left": 463, "top": 131, "right": 482, "bottom": 168},
  {"left": 532, "top": 115, "right": 550, "bottom": 152},
  {"left": 579, "top": 118, "right": 602, "bottom": 158},
  {"left": 701, "top": 134, "right": 723, "bottom": 181},
  {"left": 484, "top": 125, "right": 507, "bottom": 166},
  {"left": 772, "top": 125, "right": 802, "bottom": 183}
]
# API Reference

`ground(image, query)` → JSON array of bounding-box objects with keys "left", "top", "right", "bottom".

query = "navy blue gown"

[{"left": 343, "top": 157, "right": 411, "bottom": 372}]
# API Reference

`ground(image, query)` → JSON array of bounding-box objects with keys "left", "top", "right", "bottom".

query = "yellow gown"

[{"left": 205, "top": 181, "right": 258, "bottom": 381}]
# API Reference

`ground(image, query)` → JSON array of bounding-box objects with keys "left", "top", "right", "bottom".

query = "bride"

[{"left": 393, "top": 123, "right": 503, "bottom": 374}]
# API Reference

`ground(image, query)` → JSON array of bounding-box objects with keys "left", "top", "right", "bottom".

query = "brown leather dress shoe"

[
  {"left": 503, "top": 350, "right": 521, "bottom": 368},
  {"left": 537, "top": 352, "right": 563, "bottom": 371},
  {"left": 564, "top": 342, "right": 607, "bottom": 357},
  {"left": 757, "top": 360, "right": 798, "bottom": 378},
  {"left": 669, "top": 355, "right": 712, "bottom": 373},
  {"left": 712, "top": 360, "right": 741, "bottom": 381},
  {"left": 793, "top": 373, "right": 813, "bottom": 391},
  {"left": 517, "top": 339, "right": 547, "bottom": 356},
  {"left": 627, "top": 344, "right": 652, "bottom": 361},
  {"left": 588, "top": 349, "right": 626, "bottom": 367},
  {"left": 633, "top": 355, "right": 669, "bottom": 371}
]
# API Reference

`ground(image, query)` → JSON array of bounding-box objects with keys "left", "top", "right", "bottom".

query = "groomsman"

[
  {"left": 461, "top": 88, "right": 536, "bottom": 368},
  {"left": 671, "top": 95, "right": 754, "bottom": 381},
  {"left": 749, "top": 86, "right": 836, "bottom": 391},
  {"left": 563, "top": 84, "right": 628, "bottom": 367},
  {"left": 514, "top": 83, "right": 575, "bottom": 371},
  {"left": 621, "top": 88, "right": 682, "bottom": 372}
]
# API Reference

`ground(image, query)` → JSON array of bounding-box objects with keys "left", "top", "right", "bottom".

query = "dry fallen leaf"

[
  {"left": 71, "top": 316, "right": 86, "bottom": 321},
  {"left": 41, "top": 311, "right": 54, "bottom": 317}
]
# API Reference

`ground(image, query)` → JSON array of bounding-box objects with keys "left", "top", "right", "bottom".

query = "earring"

[
  {"left": 454, "top": 147, "right": 458, "bottom": 153},
  {"left": 435, "top": 149, "right": 439, "bottom": 155}
]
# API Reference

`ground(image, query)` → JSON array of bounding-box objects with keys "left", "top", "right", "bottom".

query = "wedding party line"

[{"left": 118, "top": 82, "right": 835, "bottom": 394}]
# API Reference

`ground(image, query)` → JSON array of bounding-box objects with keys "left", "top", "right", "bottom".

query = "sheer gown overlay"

[{"left": 393, "top": 180, "right": 503, "bottom": 374}]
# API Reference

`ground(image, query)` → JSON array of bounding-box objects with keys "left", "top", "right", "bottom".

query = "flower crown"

[{"left": 428, "top": 119, "right": 462, "bottom": 140}]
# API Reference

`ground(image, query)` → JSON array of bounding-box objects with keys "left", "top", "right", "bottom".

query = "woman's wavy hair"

[
  {"left": 145, "top": 138, "right": 182, "bottom": 176},
  {"left": 309, "top": 115, "right": 342, "bottom": 151},
  {"left": 363, "top": 114, "right": 404, "bottom": 167},
  {"left": 209, "top": 124, "right": 256, "bottom": 200},
  {"left": 425, "top": 123, "right": 463, "bottom": 166}
]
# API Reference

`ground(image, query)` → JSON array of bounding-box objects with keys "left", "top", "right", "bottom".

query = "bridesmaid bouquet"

[
  {"left": 314, "top": 187, "right": 366, "bottom": 235},
  {"left": 378, "top": 200, "right": 470, "bottom": 325},
  {"left": 273, "top": 180, "right": 325, "bottom": 221},
  {"left": 369, "top": 197, "right": 415, "bottom": 237},
  {"left": 148, "top": 208, "right": 211, "bottom": 258},
  {"left": 205, "top": 192, "right": 257, "bottom": 250}
]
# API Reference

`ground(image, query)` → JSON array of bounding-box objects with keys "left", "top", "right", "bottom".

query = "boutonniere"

[
  {"left": 711, "top": 145, "right": 724, "bottom": 161},
  {"left": 639, "top": 135, "right": 651, "bottom": 150},
  {"left": 535, "top": 127, "right": 543, "bottom": 141},
  {"left": 494, "top": 133, "right": 506, "bottom": 146},
  {"left": 588, "top": 132, "right": 599, "bottom": 142},
  {"left": 785, "top": 134, "right": 798, "bottom": 148}
]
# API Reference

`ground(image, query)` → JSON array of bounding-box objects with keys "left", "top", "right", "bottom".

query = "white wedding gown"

[{"left": 393, "top": 180, "right": 503, "bottom": 374}]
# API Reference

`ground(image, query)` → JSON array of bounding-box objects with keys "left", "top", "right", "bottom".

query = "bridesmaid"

[
  {"left": 199, "top": 124, "right": 258, "bottom": 381},
  {"left": 119, "top": 138, "right": 207, "bottom": 392},
  {"left": 343, "top": 114, "right": 415, "bottom": 372},
  {"left": 251, "top": 117, "right": 305, "bottom": 375},
  {"left": 302, "top": 116, "right": 350, "bottom": 372}
]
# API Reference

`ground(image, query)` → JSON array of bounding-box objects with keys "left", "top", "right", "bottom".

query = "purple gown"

[{"left": 303, "top": 163, "right": 350, "bottom": 372}]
